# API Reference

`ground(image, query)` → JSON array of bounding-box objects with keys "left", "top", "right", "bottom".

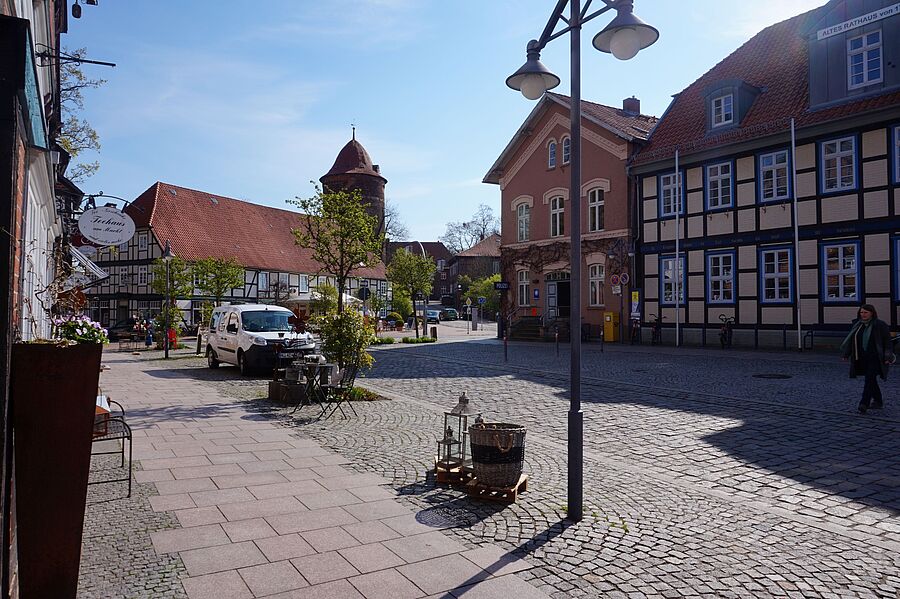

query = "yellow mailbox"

[{"left": 603, "top": 311, "right": 620, "bottom": 342}]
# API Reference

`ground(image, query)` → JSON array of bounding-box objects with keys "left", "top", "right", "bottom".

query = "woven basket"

[{"left": 469, "top": 423, "right": 526, "bottom": 488}]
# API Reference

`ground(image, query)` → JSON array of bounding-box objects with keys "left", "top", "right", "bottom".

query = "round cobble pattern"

[{"left": 161, "top": 344, "right": 900, "bottom": 598}]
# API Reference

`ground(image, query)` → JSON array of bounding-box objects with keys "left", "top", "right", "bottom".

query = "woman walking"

[{"left": 841, "top": 304, "right": 894, "bottom": 414}]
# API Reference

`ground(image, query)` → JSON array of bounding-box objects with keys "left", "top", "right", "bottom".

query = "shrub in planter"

[
  {"left": 401, "top": 336, "right": 436, "bottom": 344},
  {"left": 386, "top": 312, "right": 402, "bottom": 323},
  {"left": 372, "top": 337, "right": 395, "bottom": 345},
  {"left": 316, "top": 310, "right": 376, "bottom": 369}
]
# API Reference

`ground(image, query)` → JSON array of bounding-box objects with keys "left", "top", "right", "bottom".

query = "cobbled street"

[{"left": 80, "top": 336, "right": 900, "bottom": 598}]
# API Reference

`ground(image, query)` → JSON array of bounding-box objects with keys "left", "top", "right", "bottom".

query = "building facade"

[
  {"left": 632, "top": 0, "right": 900, "bottom": 346},
  {"left": 86, "top": 181, "right": 388, "bottom": 328},
  {"left": 484, "top": 93, "right": 656, "bottom": 337}
]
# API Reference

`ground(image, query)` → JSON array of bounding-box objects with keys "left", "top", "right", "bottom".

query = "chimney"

[{"left": 623, "top": 96, "right": 640, "bottom": 116}]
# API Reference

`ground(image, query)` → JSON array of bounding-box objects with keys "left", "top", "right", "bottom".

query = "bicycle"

[
  {"left": 719, "top": 314, "right": 735, "bottom": 349},
  {"left": 649, "top": 314, "right": 664, "bottom": 345},
  {"left": 629, "top": 318, "right": 642, "bottom": 345}
]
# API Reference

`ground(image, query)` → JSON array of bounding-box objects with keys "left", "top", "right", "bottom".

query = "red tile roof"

[
  {"left": 633, "top": 5, "right": 900, "bottom": 166},
  {"left": 546, "top": 93, "right": 658, "bottom": 141},
  {"left": 385, "top": 241, "right": 452, "bottom": 262},
  {"left": 126, "top": 182, "right": 385, "bottom": 279},
  {"left": 456, "top": 234, "right": 500, "bottom": 258},
  {"left": 484, "top": 93, "right": 657, "bottom": 184}
]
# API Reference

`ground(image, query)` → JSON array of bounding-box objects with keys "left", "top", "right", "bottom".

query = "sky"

[{"left": 63, "top": 0, "right": 825, "bottom": 242}]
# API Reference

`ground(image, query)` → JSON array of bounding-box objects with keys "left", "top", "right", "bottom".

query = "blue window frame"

[
  {"left": 820, "top": 240, "right": 860, "bottom": 304},
  {"left": 757, "top": 149, "right": 791, "bottom": 202},
  {"left": 659, "top": 254, "right": 686, "bottom": 305},
  {"left": 706, "top": 251, "right": 736, "bottom": 304},
  {"left": 658, "top": 171, "right": 685, "bottom": 218},
  {"left": 819, "top": 136, "right": 857, "bottom": 194},
  {"left": 758, "top": 246, "right": 793, "bottom": 304},
  {"left": 705, "top": 161, "right": 734, "bottom": 210}
]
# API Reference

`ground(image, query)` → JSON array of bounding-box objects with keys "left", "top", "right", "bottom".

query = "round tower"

[{"left": 320, "top": 130, "right": 386, "bottom": 236}]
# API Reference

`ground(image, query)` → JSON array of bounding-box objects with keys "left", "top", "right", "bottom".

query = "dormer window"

[
  {"left": 848, "top": 30, "right": 881, "bottom": 89},
  {"left": 712, "top": 94, "right": 733, "bottom": 127}
]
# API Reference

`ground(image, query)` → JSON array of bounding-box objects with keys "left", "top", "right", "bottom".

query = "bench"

[{"left": 803, "top": 328, "right": 846, "bottom": 350}]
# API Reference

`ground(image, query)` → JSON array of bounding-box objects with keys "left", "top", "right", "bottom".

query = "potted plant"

[{"left": 11, "top": 315, "right": 107, "bottom": 598}]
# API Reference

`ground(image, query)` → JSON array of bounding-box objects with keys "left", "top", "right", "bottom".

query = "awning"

[{"left": 66, "top": 245, "right": 108, "bottom": 290}]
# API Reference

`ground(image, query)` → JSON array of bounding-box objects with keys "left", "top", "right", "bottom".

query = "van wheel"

[
  {"left": 207, "top": 347, "right": 220, "bottom": 369},
  {"left": 238, "top": 351, "right": 250, "bottom": 376}
]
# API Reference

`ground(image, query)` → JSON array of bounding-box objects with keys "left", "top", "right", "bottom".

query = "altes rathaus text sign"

[{"left": 817, "top": 3, "right": 900, "bottom": 40}]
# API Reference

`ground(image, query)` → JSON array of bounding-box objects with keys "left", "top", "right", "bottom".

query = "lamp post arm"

[{"left": 533, "top": 0, "right": 615, "bottom": 51}]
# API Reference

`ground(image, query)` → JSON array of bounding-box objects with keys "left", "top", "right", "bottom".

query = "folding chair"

[{"left": 318, "top": 363, "right": 359, "bottom": 420}]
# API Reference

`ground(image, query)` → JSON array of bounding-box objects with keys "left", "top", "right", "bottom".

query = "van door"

[{"left": 220, "top": 312, "right": 239, "bottom": 362}]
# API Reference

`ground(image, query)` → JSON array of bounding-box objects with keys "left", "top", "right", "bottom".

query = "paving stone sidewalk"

[{"left": 78, "top": 351, "right": 548, "bottom": 599}]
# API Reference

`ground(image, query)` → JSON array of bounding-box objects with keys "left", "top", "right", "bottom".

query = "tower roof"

[{"left": 321, "top": 137, "right": 387, "bottom": 183}]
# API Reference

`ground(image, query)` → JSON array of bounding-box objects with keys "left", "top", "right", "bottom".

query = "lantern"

[{"left": 435, "top": 391, "right": 482, "bottom": 483}]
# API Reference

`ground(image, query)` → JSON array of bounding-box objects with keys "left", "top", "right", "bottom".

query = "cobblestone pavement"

[{"left": 83, "top": 341, "right": 900, "bottom": 598}]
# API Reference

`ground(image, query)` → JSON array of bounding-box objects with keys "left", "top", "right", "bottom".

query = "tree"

[
  {"left": 310, "top": 283, "right": 338, "bottom": 316},
  {"left": 462, "top": 274, "right": 501, "bottom": 318},
  {"left": 386, "top": 248, "right": 436, "bottom": 338},
  {"left": 193, "top": 257, "right": 245, "bottom": 306},
  {"left": 291, "top": 185, "right": 384, "bottom": 314},
  {"left": 58, "top": 48, "right": 105, "bottom": 182},
  {"left": 383, "top": 199, "right": 409, "bottom": 241},
  {"left": 439, "top": 204, "right": 499, "bottom": 254},
  {"left": 390, "top": 288, "right": 413, "bottom": 319},
  {"left": 149, "top": 255, "right": 194, "bottom": 330}
]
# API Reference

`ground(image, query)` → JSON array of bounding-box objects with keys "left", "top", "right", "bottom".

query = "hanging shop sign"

[{"left": 78, "top": 206, "right": 135, "bottom": 246}]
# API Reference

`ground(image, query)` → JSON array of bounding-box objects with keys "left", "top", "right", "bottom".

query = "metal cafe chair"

[
  {"left": 318, "top": 363, "right": 360, "bottom": 420},
  {"left": 89, "top": 397, "right": 133, "bottom": 497}
]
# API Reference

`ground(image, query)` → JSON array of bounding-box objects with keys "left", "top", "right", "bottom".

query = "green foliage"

[
  {"left": 316, "top": 310, "right": 376, "bottom": 370},
  {"left": 386, "top": 311, "right": 402, "bottom": 323},
  {"left": 386, "top": 248, "right": 436, "bottom": 337},
  {"left": 401, "top": 336, "right": 436, "bottom": 344},
  {"left": 199, "top": 302, "right": 215, "bottom": 327},
  {"left": 291, "top": 185, "right": 384, "bottom": 313},
  {"left": 153, "top": 304, "right": 184, "bottom": 334},
  {"left": 462, "top": 274, "right": 501, "bottom": 316},
  {"left": 150, "top": 256, "right": 194, "bottom": 299},
  {"left": 310, "top": 283, "right": 338, "bottom": 316},
  {"left": 193, "top": 257, "right": 245, "bottom": 306},
  {"left": 372, "top": 337, "right": 395, "bottom": 345},
  {"left": 390, "top": 289, "right": 413, "bottom": 319},
  {"left": 53, "top": 315, "right": 108, "bottom": 344}
]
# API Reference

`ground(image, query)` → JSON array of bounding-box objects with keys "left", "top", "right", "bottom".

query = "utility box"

[
  {"left": 604, "top": 311, "right": 620, "bottom": 342},
  {"left": 430, "top": 326, "right": 438, "bottom": 339}
]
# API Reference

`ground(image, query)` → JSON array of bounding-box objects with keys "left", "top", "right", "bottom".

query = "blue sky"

[{"left": 64, "top": 0, "right": 824, "bottom": 241}]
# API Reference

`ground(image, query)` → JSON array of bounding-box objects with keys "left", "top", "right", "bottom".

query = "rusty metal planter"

[{"left": 11, "top": 342, "right": 103, "bottom": 599}]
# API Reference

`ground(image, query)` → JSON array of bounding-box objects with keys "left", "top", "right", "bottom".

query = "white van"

[{"left": 205, "top": 304, "right": 314, "bottom": 375}]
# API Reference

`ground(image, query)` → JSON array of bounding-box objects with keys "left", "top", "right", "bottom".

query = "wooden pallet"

[
  {"left": 465, "top": 474, "right": 528, "bottom": 504},
  {"left": 433, "top": 458, "right": 474, "bottom": 486}
]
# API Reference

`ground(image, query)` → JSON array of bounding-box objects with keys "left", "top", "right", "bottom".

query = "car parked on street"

[
  {"left": 426, "top": 309, "right": 441, "bottom": 324},
  {"left": 439, "top": 308, "right": 458, "bottom": 321}
]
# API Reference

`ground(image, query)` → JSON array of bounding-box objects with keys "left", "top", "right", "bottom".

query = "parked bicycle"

[
  {"left": 649, "top": 314, "right": 664, "bottom": 345},
  {"left": 630, "top": 318, "right": 641, "bottom": 345},
  {"left": 719, "top": 314, "right": 735, "bottom": 349}
]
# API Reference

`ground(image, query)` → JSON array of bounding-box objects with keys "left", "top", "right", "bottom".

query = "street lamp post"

[
  {"left": 162, "top": 240, "right": 174, "bottom": 359},
  {"left": 506, "top": 0, "right": 657, "bottom": 522}
]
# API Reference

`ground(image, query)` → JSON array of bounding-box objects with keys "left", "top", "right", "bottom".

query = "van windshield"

[{"left": 240, "top": 311, "right": 293, "bottom": 333}]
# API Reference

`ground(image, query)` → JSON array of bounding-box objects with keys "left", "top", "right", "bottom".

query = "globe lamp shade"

[
  {"left": 506, "top": 46, "right": 561, "bottom": 100},
  {"left": 592, "top": 3, "right": 658, "bottom": 60}
]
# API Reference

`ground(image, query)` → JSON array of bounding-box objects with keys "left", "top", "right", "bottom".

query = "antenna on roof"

[{"left": 351, "top": 122, "right": 356, "bottom": 141}]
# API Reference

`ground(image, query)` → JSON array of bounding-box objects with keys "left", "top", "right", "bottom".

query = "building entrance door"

[{"left": 557, "top": 282, "right": 571, "bottom": 318}]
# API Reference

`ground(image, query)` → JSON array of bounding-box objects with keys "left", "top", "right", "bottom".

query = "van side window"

[
  {"left": 225, "top": 313, "right": 238, "bottom": 334},
  {"left": 210, "top": 312, "right": 222, "bottom": 332}
]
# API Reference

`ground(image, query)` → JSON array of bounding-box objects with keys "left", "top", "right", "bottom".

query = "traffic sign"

[
  {"left": 609, "top": 274, "right": 621, "bottom": 286},
  {"left": 477, "top": 296, "right": 486, "bottom": 305},
  {"left": 493, "top": 281, "right": 511, "bottom": 291},
  {"left": 612, "top": 284, "right": 622, "bottom": 295},
  {"left": 620, "top": 272, "right": 630, "bottom": 285},
  {"left": 358, "top": 287, "right": 371, "bottom": 301},
  {"left": 465, "top": 297, "right": 472, "bottom": 306}
]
